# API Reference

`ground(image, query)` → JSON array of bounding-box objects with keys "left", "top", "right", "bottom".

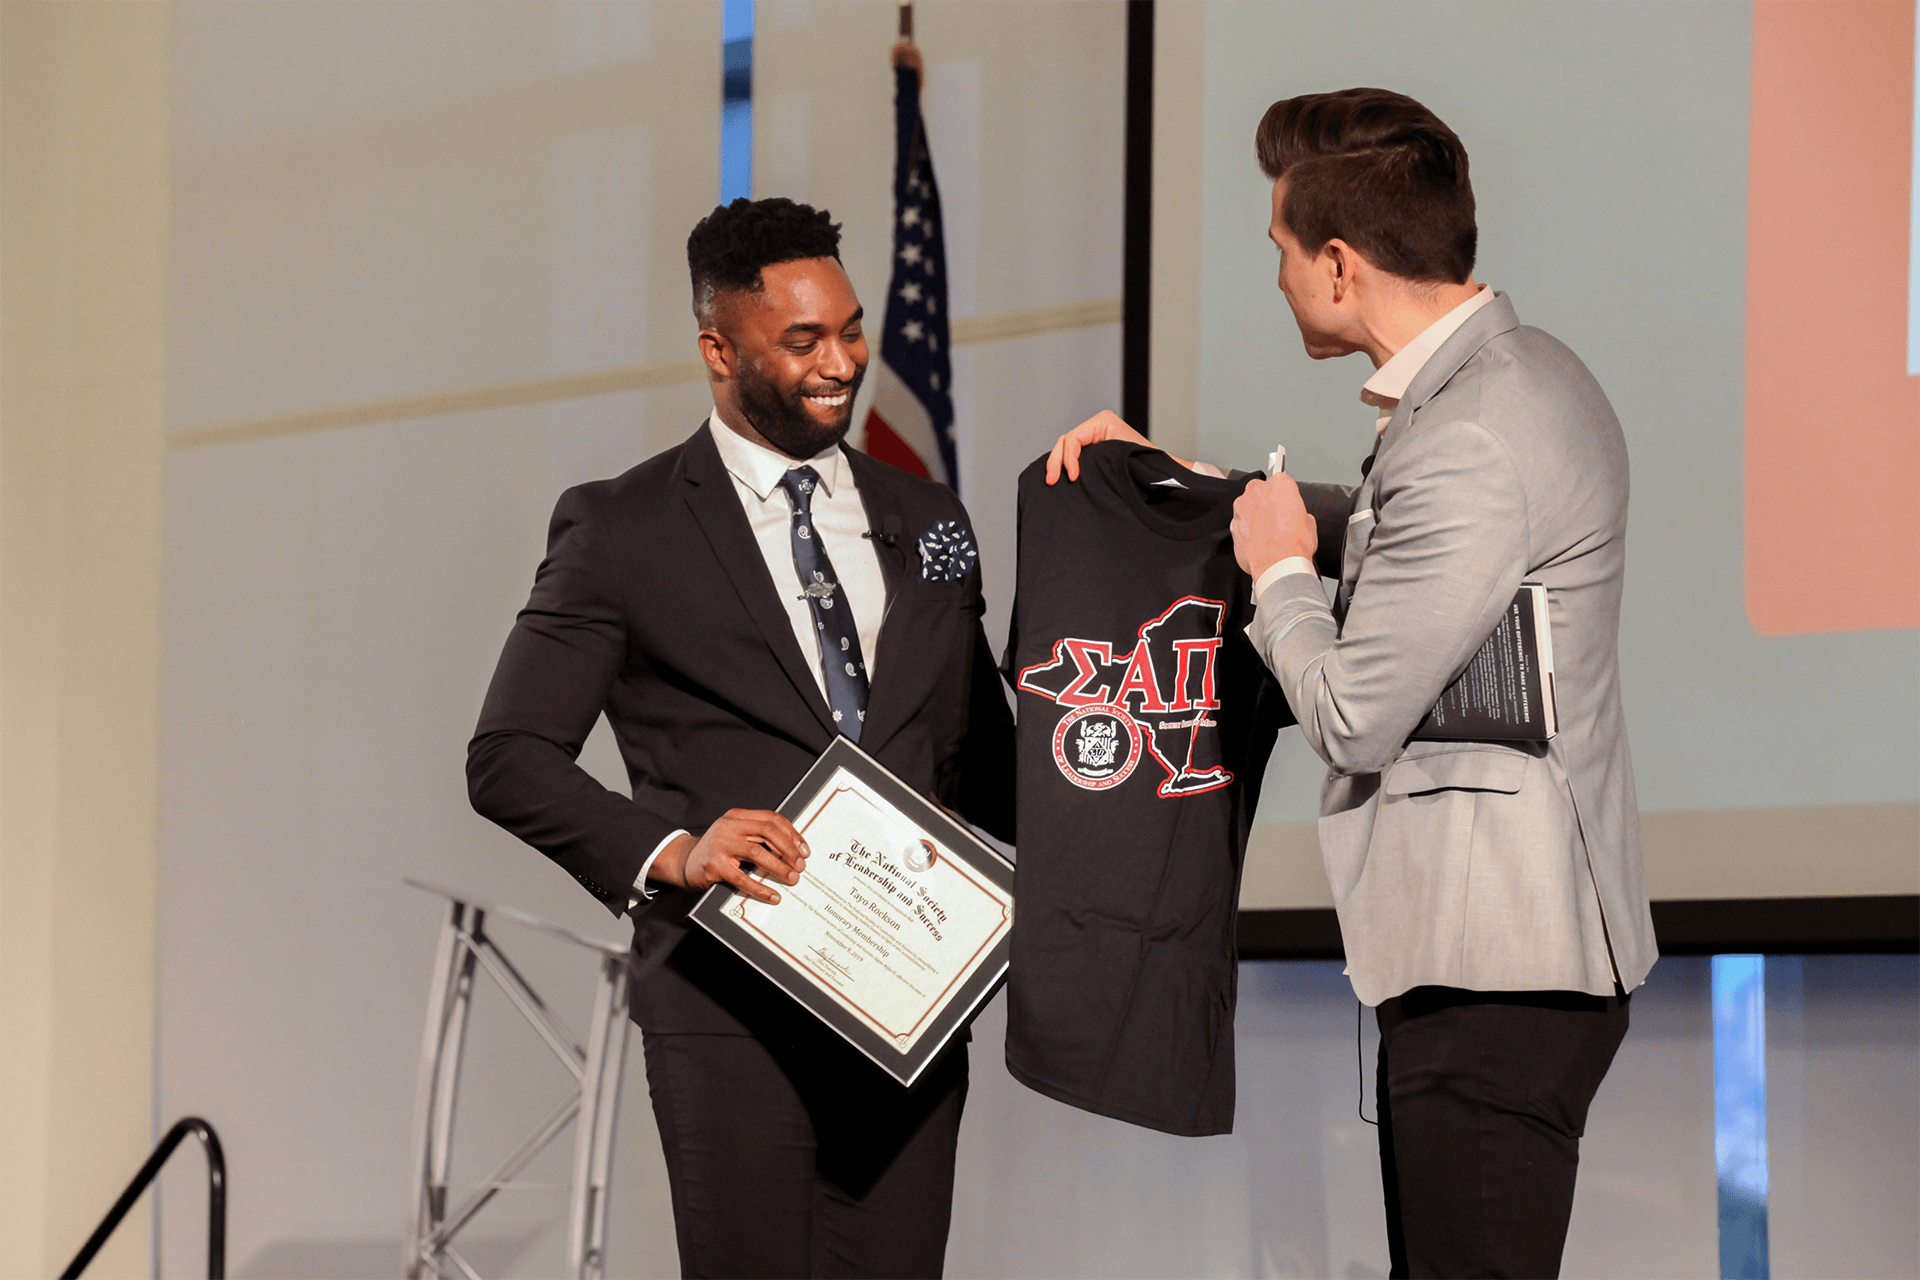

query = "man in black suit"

[{"left": 468, "top": 197, "right": 1013, "bottom": 1279}]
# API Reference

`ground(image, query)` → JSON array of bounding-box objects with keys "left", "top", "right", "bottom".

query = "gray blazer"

[{"left": 1252, "top": 294, "right": 1657, "bottom": 1004}]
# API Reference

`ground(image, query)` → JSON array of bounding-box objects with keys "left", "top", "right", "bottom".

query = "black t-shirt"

[{"left": 1000, "top": 443, "right": 1293, "bottom": 1136}]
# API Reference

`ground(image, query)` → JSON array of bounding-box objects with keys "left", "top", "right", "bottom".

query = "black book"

[{"left": 1409, "top": 583, "right": 1557, "bottom": 741}]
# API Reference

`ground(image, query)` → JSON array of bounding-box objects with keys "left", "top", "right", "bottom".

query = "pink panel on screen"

[{"left": 1746, "top": 0, "right": 1919, "bottom": 635}]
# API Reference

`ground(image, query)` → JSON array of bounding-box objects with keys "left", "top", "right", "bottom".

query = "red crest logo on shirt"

[{"left": 1017, "top": 596, "right": 1232, "bottom": 797}]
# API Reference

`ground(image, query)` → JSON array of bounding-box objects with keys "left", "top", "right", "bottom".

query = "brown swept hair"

[{"left": 1255, "top": 88, "right": 1476, "bottom": 285}]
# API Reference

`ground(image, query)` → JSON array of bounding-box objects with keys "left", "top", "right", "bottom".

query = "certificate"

[{"left": 689, "top": 737, "right": 1014, "bottom": 1087}]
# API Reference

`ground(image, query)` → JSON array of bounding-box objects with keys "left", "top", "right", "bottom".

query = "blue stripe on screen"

[
  {"left": 723, "top": 0, "right": 754, "bottom": 44},
  {"left": 720, "top": 0, "right": 754, "bottom": 204},
  {"left": 1713, "top": 954, "right": 1770, "bottom": 1280}
]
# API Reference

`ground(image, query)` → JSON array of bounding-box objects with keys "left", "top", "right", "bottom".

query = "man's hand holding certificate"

[{"left": 691, "top": 738, "right": 1014, "bottom": 1087}]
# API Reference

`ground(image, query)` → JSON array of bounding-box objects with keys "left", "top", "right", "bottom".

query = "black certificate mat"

[{"left": 690, "top": 737, "right": 1015, "bottom": 1087}]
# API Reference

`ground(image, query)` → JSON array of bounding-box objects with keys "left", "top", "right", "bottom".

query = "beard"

[{"left": 735, "top": 359, "right": 864, "bottom": 459}]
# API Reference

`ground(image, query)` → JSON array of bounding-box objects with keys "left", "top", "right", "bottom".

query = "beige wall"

[
  {"left": 158, "top": 5, "right": 721, "bottom": 1272},
  {"left": 0, "top": 3, "right": 169, "bottom": 1277}
]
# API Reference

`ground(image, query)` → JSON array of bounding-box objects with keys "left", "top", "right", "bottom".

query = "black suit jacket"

[{"left": 469, "top": 422, "right": 1015, "bottom": 1035}]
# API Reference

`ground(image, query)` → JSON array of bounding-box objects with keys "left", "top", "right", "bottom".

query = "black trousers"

[
  {"left": 1375, "top": 986, "right": 1630, "bottom": 1279},
  {"left": 640, "top": 1027, "right": 967, "bottom": 1280}
]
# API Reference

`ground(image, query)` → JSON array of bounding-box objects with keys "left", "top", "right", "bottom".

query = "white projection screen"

[{"left": 1145, "top": 3, "right": 1920, "bottom": 934}]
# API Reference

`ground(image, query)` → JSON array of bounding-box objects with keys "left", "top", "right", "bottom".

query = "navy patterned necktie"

[{"left": 777, "top": 466, "right": 870, "bottom": 741}]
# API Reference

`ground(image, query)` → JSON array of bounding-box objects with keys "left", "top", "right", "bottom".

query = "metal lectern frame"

[{"left": 403, "top": 879, "right": 632, "bottom": 1280}]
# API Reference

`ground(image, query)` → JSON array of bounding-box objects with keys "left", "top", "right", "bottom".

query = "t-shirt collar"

[
  {"left": 708, "top": 409, "right": 849, "bottom": 502},
  {"left": 1358, "top": 284, "right": 1495, "bottom": 418}
]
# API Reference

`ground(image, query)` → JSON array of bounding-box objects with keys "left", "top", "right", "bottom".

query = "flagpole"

[{"left": 891, "top": 0, "right": 922, "bottom": 86}]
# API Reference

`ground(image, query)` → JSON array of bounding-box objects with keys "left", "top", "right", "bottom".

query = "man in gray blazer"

[
  {"left": 1049, "top": 88, "right": 1656, "bottom": 1277},
  {"left": 1233, "top": 89, "right": 1657, "bottom": 1277}
]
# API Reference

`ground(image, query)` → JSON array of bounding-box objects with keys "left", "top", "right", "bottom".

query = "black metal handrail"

[{"left": 60, "top": 1115, "right": 225, "bottom": 1280}]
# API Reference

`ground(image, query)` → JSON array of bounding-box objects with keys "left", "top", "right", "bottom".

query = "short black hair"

[
  {"left": 687, "top": 197, "right": 843, "bottom": 320},
  {"left": 1256, "top": 88, "right": 1476, "bottom": 285}
]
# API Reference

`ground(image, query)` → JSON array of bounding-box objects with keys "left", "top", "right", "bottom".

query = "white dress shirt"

[
  {"left": 707, "top": 411, "right": 888, "bottom": 682},
  {"left": 632, "top": 412, "right": 889, "bottom": 899},
  {"left": 1252, "top": 285, "right": 1494, "bottom": 600},
  {"left": 1357, "top": 284, "right": 1495, "bottom": 433}
]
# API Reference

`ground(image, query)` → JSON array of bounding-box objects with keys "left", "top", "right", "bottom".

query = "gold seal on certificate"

[{"left": 689, "top": 737, "right": 1015, "bottom": 1087}]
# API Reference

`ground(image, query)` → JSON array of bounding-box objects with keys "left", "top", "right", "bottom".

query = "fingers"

[
  {"left": 1044, "top": 427, "right": 1089, "bottom": 486},
  {"left": 1229, "top": 471, "right": 1317, "bottom": 578},
  {"left": 1046, "top": 410, "right": 1140, "bottom": 485},
  {"left": 1229, "top": 500, "right": 1252, "bottom": 574},
  {"left": 721, "top": 809, "right": 809, "bottom": 884},
  {"left": 683, "top": 809, "right": 812, "bottom": 903},
  {"left": 721, "top": 858, "right": 784, "bottom": 905},
  {"left": 1235, "top": 474, "right": 1301, "bottom": 515}
]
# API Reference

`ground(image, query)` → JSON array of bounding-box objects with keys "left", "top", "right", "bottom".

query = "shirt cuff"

[
  {"left": 1187, "top": 460, "right": 1228, "bottom": 479},
  {"left": 628, "top": 829, "right": 689, "bottom": 910},
  {"left": 1253, "top": 557, "right": 1320, "bottom": 600}
]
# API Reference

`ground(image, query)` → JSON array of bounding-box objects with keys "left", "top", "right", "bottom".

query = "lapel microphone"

[{"left": 863, "top": 515, "right": 902, "bottom": 547}]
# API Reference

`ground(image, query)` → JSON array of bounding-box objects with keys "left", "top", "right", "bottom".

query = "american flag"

[{"left": 862, "top": 62, "right": 956, "bottom": 489}]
